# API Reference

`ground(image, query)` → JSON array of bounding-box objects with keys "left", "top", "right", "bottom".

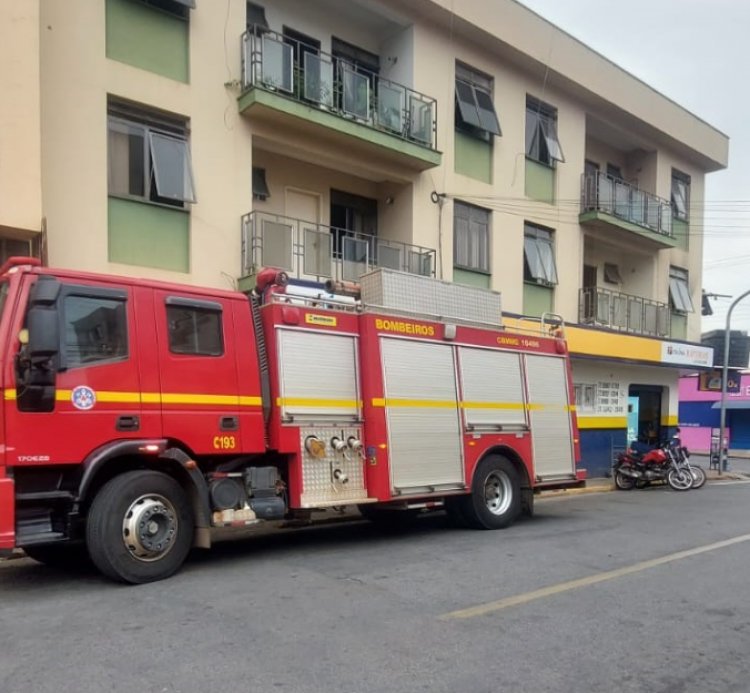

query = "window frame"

[
  {"left": 668, "top": 266, "right": 694, "bottom": 314},
  {"left": 525, "top": 96, "right": 564, "bottom": 166},
  {"left": 671, "top": 169, "right": 691, "bottom": 221},
  {"left": 523, "top": 222, "right": 558, "bottom": 286},
  {"left": 453, "top": 201, "right": 491, "bottom": 274},
  {"left": 455, "top": 63, "right": 501, "bottom": 140},
  {"left": 107, "top": 101, "right": 196, "bottom": 209},
  {"left": 58, "top": 285, "right": 129, "bottom": 371}
]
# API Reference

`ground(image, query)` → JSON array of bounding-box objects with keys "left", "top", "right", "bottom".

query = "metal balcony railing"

[
  {"left": 581, "top": 172, "right": 674, "bottom": 239},
  {"left": 242, "top": 211, "right": 436, "bottom": 282},
  {"left": 241, "top": 29, "right": 438, "bottom": 150},
  {"left": 579, "top": 287, "right": 671, "bottom": 337}
]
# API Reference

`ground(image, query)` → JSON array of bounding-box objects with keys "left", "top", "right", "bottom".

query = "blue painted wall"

[{"left": 580, "top": 428, "right": 628, "bottom": 478}]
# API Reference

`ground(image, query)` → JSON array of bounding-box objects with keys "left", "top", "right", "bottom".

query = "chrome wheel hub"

[
  {"left": 122, "top": 494, "right": 178, "bottom": 562},
  {"left": 484, "top": 471, "right": 512, "bottom": 516}
]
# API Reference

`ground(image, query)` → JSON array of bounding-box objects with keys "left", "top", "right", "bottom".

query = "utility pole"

[{"left": 718, "top": 290, "right": 750, "bottom": 476}]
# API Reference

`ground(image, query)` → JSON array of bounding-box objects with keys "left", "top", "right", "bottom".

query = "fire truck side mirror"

[{"left": 26, "top": 307, "right": 60, "bottom": 361}]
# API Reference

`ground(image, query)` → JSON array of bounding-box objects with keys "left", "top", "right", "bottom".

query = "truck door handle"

[
  {"left": 220, "top": 416, "right": 239, "bottom": 431},
  {"left": 116, "top": 415, "right": 140, "bottom": 432}
]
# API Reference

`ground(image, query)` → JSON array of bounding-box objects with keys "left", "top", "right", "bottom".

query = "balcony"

[
  {"left": 239, "top": 29, "right": 441, "bottom": 175},
  {"left": 579, "top": 287, "right": 670, "bottom": 338},
  {"left": 579, "top": 172, "right": 677, "bottom": 249},
  {"left": 242, "top": 211, "right": 436, "bottom": 283}
]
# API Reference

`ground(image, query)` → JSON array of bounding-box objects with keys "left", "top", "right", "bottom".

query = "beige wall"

[
  {"left": 22, "top": 0, "right": 723, "bottom": 342},
  {"left": 39, "top": 0, "right": 252, "bottom": 287},
  {"left": 0, "top": 0, "right": 42, "bottom": 236}
]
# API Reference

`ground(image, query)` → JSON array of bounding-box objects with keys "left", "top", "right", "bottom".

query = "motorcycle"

[
  {"left": 671, "top": 437, "right": 706, "bottom": 489},
  {"left": 613, "top": 437, "right": 694, "bottom": 491}
]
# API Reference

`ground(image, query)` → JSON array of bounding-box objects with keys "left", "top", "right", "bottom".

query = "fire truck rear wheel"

[
  {"left": 464, "top": 455, "right": 521, "bottom": 530},
  {"left": 86, "top": 470, "right": 194, "bottom": 584}
]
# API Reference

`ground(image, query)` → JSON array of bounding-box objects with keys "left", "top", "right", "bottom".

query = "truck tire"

[
  {"left": 462, "top": 455, "right": 521, "bottom": 530},
  {"left": 86, "top": 470, "right": 194, "bottom": 584}
]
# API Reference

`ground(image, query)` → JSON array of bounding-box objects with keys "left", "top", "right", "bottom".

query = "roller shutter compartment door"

[
  {"left": 278, "top": 329, "right": 359, "bottom": 419},
  {"left": 459, "top": 347, "right": 526, "bottom": 427},
  {"left": 525, "top": 354, "right": 576, "bottom": 480},
  {"left": 381, "top": 338, "right": 463, "bottom": 492}
]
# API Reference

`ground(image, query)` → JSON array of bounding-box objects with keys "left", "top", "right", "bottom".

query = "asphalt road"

[{"left": 2, "top": 480, "right": 750, "bottom": 693}]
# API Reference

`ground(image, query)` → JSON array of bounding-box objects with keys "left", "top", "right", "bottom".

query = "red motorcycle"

[{"left": 613, "top": 438, "right": 694, "bottom": 491}]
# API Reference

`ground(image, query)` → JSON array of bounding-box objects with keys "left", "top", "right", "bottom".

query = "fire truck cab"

[{"left": 0, "top": 258, "right": 584, "bottom": 583}]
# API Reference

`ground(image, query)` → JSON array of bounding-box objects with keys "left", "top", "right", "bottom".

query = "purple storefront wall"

[{"left": 679, "top": 373, "right": 750, "bottom": 453}]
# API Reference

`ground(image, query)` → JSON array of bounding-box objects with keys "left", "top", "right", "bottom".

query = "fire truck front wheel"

[
  {"left": 86, "top": 470, "right": 194, "bottom": 584},
  {"left": 463, "top": 455, "right": 521, "bottom": 530}
]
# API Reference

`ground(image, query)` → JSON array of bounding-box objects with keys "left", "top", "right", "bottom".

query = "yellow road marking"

[{"left": 439, "top": 532, "right": 750, "bottom": 620}]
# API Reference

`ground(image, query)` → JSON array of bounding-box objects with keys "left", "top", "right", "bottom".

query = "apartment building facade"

[{"left": 1, "top": 0, "right": 728, "bottom": 475}]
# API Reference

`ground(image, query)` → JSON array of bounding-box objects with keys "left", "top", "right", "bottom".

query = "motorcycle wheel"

[
  {"left": 614, "top": 471, "right": 636, "bottom": 490},
  {"left": 689, "top": 465, "right": 707, "bottom": 489},
  {"left": 667, "top": 468, "right": 693, "bottom": 491}
]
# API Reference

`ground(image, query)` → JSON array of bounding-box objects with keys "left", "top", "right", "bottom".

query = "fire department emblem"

[{"left": 71, "top": 386, "right": 96, "bottom": 411}]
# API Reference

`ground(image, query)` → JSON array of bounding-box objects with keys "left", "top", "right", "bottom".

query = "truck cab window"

[
  {"left": 64, "top": 296, "right": 128, "bottom": 368},
  {"left": 167, "top": 305, "right": 223, "bottom": 356}
]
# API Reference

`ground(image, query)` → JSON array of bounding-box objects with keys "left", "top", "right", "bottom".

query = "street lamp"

[{"left": 718, "top": 289, "right": 750, "bottom": 476}]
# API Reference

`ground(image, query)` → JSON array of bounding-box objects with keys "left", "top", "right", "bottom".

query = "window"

[
  {"left": 455, "top": 63, "right": 501, "bottom": 139},
  {"left": 135, "top": 0, "right": 194, "bottom": 19},
  {"left": 64, "top": 295, "right": 128, "bottom": 368},
  {"left": 108, "top": 100, "right": 196, "bottom": 207},
  {"left": 603, "top": 263, "right": 622, "bottom": 284},
  {"left": 253, "top": 167, "right": 270, "bottom": 201},
  {"left": 668, "top": 267, "right": 694, "bottom": 313},
  {"left": 246, "top": 2, "right": 269, "bottom": 31},
  {"left": 167, "top": 299, "right": 224, "bottom": 356},
  {"left": 526, "top": 96, "right": 564, "bottom": 166},
  {"left": 453, "top": 201, "right": 490, "bottom": 273},
  {"left": 671, "top": 169, "right": 690, "bottom": 221},
  {"left": 523, "top": 223, "right": 558, "bottom": 285},
  {"left": 574, "top": 383, "right": 597, "bottom": 413}
]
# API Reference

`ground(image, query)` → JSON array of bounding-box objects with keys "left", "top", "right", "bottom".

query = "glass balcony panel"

[
  {"left": 598, "top": 176, "right": 614, "bottom": 213},
  {"left": 342, "top": 236, "right": 370, "bottom": 281},
  {"left": 261, "top": 35, "right": 293, "bottom": 92},
  {"left": 657, "top": 305, "right": 670, "bottom": 336},
  {"left": 377, "top": 84, "right": 405, "bottom": 134},
  {"left": 631, "top": 189, "right": 645, "bottom": 225},
  {"left": 614, "top": 180, "right": 630, "bottom": 218},
  {"left": 613, "top": 295, "right": 629, "bottom": 329},
  {"left": 408, "top": 250, "right": 433, "bottom": 276},
  {"left": 342, "top": 67, "right": 370, "bottom": 120},
  {"left": 409, "top": 96, "right": 434, "bottom": 145},
  {"left": 643, "top": 303, "right": 657, "bottom": 334},
  {"left": 303, "top": 53, "right": 334, "bottom": 107},
  {"left": 261, "top": 219, "right": 294, "bottom": 270},
  {"left": 628, "top": 297, "right": 643, "bottom": 333},
  {"left": 661, "top": 205, "right": 672, "bottom": 237},
  {"left": 377, "top": 243, "right": 402, "bottom": 271},
  {"left": 303, "top": 227, "right": 332, "bottom": 277},
  {"left": 596, "top": 292, "right": 610, "bottom": 323}
]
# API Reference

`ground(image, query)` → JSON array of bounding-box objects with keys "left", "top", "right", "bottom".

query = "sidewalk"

[{"left": 539, "top": 460, "right": 750, "bottom": 499}]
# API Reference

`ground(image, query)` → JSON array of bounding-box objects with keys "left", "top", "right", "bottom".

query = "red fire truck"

[{"left": 0, "top": 257, "right": 584, "bottom": 583}]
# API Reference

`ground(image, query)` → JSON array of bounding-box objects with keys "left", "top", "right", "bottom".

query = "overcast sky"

[{"left": 517, "top": 0, "right": 750, "bottom": 336}]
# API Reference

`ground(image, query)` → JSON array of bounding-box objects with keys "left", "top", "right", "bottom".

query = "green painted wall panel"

[
  {"left": 453, "top": 267, "right": 491, "bottom": 289},
  {"left": 523, "top": 282, "right": 553, "bottom": 317},
  {"left": 108, "top": 197, "right": 190, "bottom": 272},
  {"left": 672, "top": 218, "right": 689, "bottom": 250},
  {"left": 106, "top": 0, "right": 189, "bottom": 83},
  {"left": 671, "top": 312, "right": 687, "bottom": 340},
  {"left": 454, "top": 131, "right": 492, "bottom": 183},
  {"left": 525, "top": 159, "right": 554, "bottom": 203}
]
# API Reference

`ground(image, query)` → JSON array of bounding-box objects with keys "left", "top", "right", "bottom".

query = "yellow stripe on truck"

[
  {"left": 3, "top": 389, "right": 262, "bottom": 407},
  {"left": 371, "top": 398, "right": 572, "bottom": 412},
  {"left": 275, "top": 397, "right": 362, "bottom": 409}
]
